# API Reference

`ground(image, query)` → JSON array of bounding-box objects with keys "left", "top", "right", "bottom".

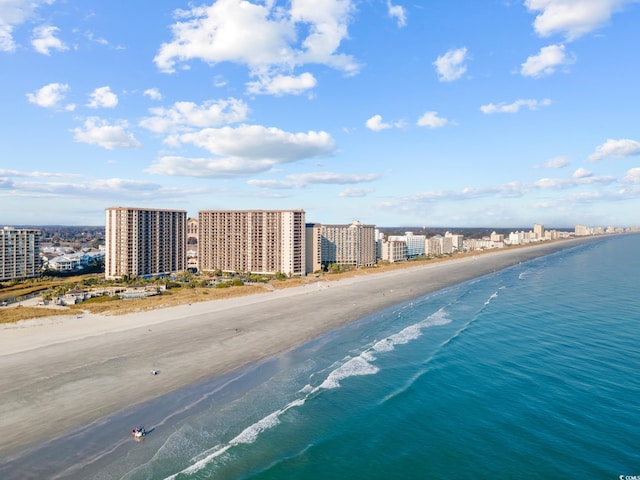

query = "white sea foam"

[
  {"left": 373, "top": 338, "right": 394, "bottom": 352},
  {"left": 165, "top": 308, "right": 452, "bottom": 479},
  {"left": 372, "top": 308, "right": 451, "bottom": 355},
  {"left": 165, "top": 444, "right": 231, "bottom": 478},
  {"left": 319, "top": 355, "right": 380, "bottom": 390},
  {"left": 231, "top": 411, "right": 281, "bottom": 445},
  {"left": 165, "top": 397, "right": 307, "bottom": 479},
  {"left": 484, "top": 291, "right": 499, "bottom": 305}
]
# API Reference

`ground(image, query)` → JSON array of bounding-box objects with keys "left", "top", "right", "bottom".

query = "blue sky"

[{"left": 1, "top": 0, "right": 639, "bottom": 228}]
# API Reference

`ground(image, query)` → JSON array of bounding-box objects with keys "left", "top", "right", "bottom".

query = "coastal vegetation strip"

[{"left": 0, "top": 243, "right": 558, "bottom": 326}]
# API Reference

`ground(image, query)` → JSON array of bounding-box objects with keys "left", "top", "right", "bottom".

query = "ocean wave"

[
  {"left": 318, "top": 355, "right": 380, "bottom": 390},
  {"left": 483, "top": 285, "right": 506, "bottom": 305},
  {"left": 375, "top": 308, "right": 451, "bottom": 352},
  {"left": 165, "top": 397, "right": 308, "bottom": 479},
  {"left": 164, "top": 308, "right": 452, "bottom": 478}
]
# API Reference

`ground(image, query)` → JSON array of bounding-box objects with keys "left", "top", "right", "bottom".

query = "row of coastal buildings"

[
  {"left": 1, "top": 210, "right": 631, "bottom": 282},
  {"left": 102, "top": 209, "right": 625, "bottom": 279}
]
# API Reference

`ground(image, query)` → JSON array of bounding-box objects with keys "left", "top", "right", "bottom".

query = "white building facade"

[
  {"left": 380, "top": 239, "right": 407, "bottom": 263},
  {"left": 320, "top": 220, "right": 376, "bottom": 268},
  {"left": 388, "top": 232, "right": 426, "bottom": 258},
  {"left": 0, "top": 227, "right": 41, "bottom": 281}
]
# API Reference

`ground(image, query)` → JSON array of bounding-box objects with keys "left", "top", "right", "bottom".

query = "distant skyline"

[{"left": 1, "top": 0, "right": 639, "bottom": 227}]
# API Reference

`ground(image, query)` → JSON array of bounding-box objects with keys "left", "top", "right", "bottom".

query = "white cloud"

[
  {"left": 154, "top": 0, "right": 359, "bottom": 93},
  {"left": 0, "top": 0, "right": 54, "bottom": 52},
  {"left": 389, "top": 169, "right": 618, "bottom": 212},
  {"left": 72, "top": 117, "right": 141, "bottom": 150},
  {"left": 0, "top": 27, "right": 13, "bottom": 52},
  {"left": 588, "top": 138, "right": 640, "bottom": 161},
  {"left": 572, "top": 167, "right": 592, "bottom": 178},
  {"left": 540, "top": 156, "right": 570, "bottom": 168},
  {"left": 26, "top": 82, "right": 70, "bottom": 108},
  {"left": 288, "top": 171, "right": 378, "bottom": 185},
  {"left": 480, "top": 98, "right": 552, "bottom": 114},
  {"left": 146, "top": 156, "right": 276, "bottom": 178},
  {"left": 623, "top": 167, "right": 640, "bottom": 183},
  {"left": 246, "top": 72, "right": 317, "bottom": 96},
  {"left": 0, "top": 168, "right": 82, "bottom": 178},
  {"left": 521, "top": 44, "right": 573, "bottom": 78},
  {"left": 147, "top": 124, "right": 336, "bottom": 178},
  {"left": 178, "top": 124, "right": 335, "bottom": 159},
  {"left": 535, "top": 173, "right": 615, "bottom": 189},
  {"left": 387, "top": 1, "right": 407, "bottom": 28},
  {"left": 433, "top": 47, "right": 468, "bottom": 82},
  {"left": 86, "top": 31, "right": 109, "bottom": 46},
  {"left": 525, "top": 0, "right": 634, "bottom": 40},
  {"left": 213, "top": 75, "right": 227, "bottom": 88},
  {"left": 416, "top": 111, "right": 450, "bottom": 129},
  {"left": 366, "top": 114, "right": 392, "bottom": 131},
  {"left": 143, "top": 88, "right": 162, "bottom": 101},
  {"left": 2, "top": 177, "right": 180, "bottom": 201},
  {"left": 339, "top": 187, "right": 374, "bottom": 197},
  {"left": 248, "top": 172, "right": 378, "bottom": 189},
  {"left": 31, "top": 24, "right": 67, "bottom": 55},
  {"left": 87, "top": 86, "right": 119, "bottom": 109},
  {"left": 365, "top": 114, "right": 404, "bottom": 131},
  {"left": 139, "top": 98, "right": 249, "bottom": 133},
  {"left": 245, "top": 179, "right": 294, "bottom": 189}
]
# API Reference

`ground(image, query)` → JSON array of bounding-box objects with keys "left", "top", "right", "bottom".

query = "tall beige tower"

[
  {"left": 533, "top": 223, "right": 545, "bottom": 239},
  {"left": 198, "top": 210, "right": 305, "bottom": 276},
  {"left": 105, "top": 207, "right": 187, "bottom": 279}
]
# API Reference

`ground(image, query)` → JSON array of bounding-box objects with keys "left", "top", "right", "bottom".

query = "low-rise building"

[{"left": 380, "top": 239, "right": 407, "bottom": 263}]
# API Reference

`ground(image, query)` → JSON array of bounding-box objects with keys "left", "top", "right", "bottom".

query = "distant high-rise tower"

[
  {"left": 105, "top": 207, "right": 187, "bottom": 279},
  {"left": 0, "top": 227, "right": 41, "bottom": 281},
  {"left": 198, "top": 210, "right": 305, "bottom": 276},
  {"left": 575, "top": 224, "right": 590, "bottom": 236},
  {"left": 320, "top": 220, "right": 376, "bottom": 268},
  {"left": 533, "top": 223, "right": 545, "bottom": 239}
]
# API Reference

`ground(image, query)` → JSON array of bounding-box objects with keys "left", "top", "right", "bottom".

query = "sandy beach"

[{"left": 0, "top": 238, "right": 599, "bottom": 466}]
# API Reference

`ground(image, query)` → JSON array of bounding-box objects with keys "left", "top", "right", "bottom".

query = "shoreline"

[{"left": 0, "top": 237, "right": 603, "bottom": 467}]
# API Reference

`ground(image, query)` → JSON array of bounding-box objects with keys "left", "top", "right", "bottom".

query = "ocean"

[{"left": 10, "top": 234, "right": 640, "bottom": 479}]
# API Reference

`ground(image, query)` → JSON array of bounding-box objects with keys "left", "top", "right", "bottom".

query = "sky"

[{"left": 1, "top": 0, "right": 639, "bottom": 228}]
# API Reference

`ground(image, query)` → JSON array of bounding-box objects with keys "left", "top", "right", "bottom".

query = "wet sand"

[{"left": 0, "top": 238, "right": 599, "bottom": 466}]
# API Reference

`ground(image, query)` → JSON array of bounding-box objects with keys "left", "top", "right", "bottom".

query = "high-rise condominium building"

[
  {"left": 198, "top": 210, "right": 305, "bottom": 276},
  {"left": 305, "top": 223, "right": 322, "bottom": 274},
  {"left": 105, "top": 207, "right": 187, "bottom": 280},
  {"left": 320, "top": 220, "right": 376, "bottom": 268},
  {"left": 0, "top": 227, "right": 41, "bottom": 281},
  {"left": 533, "top": 223, "right": 545, "bottom": 239},
  {"left": 575, "top": 224, "right": 591, "bottom": 236}
]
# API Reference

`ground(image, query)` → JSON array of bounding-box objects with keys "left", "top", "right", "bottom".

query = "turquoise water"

[
  {"left": 6, "top": 235, "right": 640, "bottom": 479},
  {"left": 114, "top": 234, "right": 639, "bottom": 480}
]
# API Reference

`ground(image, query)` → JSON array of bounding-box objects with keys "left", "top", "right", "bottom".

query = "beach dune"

[{"left": 0, "top": 239, "right": 595, "bottom": 463}]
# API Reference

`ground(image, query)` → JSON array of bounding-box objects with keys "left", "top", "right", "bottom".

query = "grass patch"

[{"left": 0, "top": 306, "right": 71, "bottom": 324}]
